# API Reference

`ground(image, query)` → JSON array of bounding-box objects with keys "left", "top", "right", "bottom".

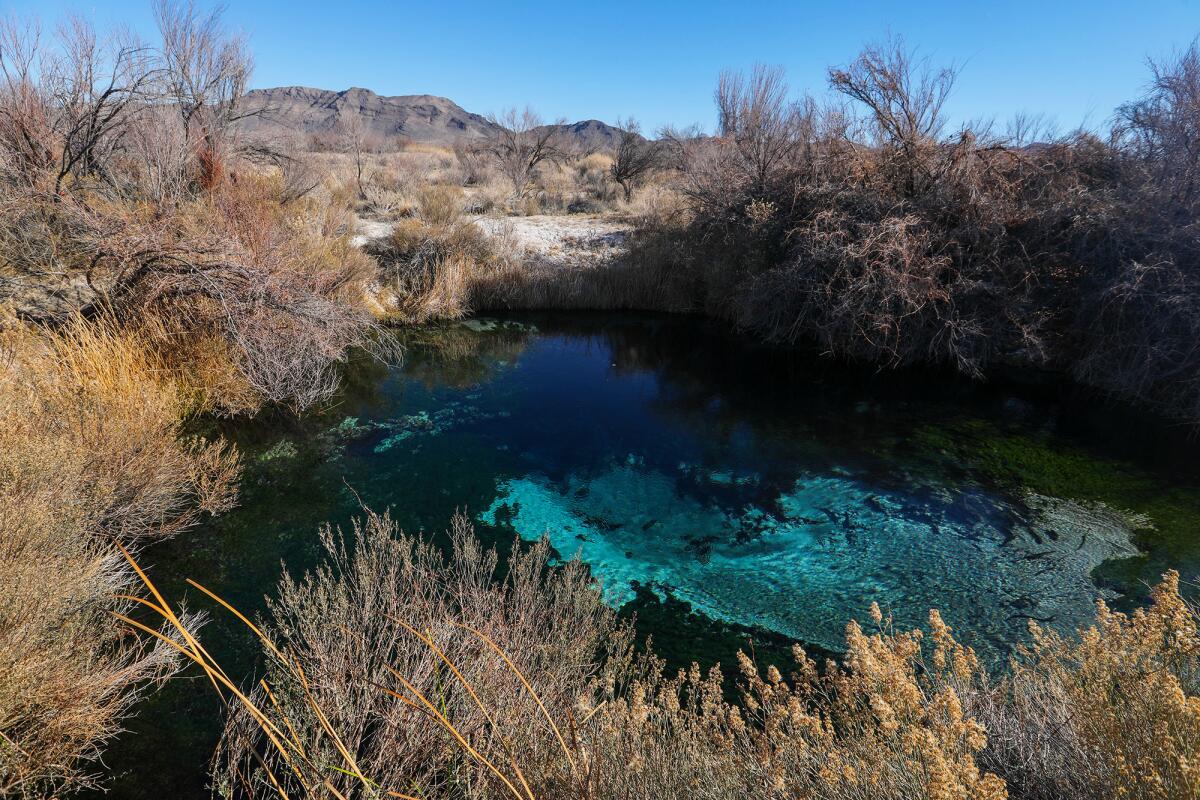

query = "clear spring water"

[{"left": 96, "top": 313, "right": 1200, "bottom": 799}]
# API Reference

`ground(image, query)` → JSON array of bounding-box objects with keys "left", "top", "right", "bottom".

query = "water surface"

[{"left": 99, "top": 312, "right": 1200, "bottom": 799}]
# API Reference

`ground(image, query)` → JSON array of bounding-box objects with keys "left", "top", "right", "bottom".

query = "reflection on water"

[{"left": 98, "top": 312, "right": 1200, "bottom": 800}]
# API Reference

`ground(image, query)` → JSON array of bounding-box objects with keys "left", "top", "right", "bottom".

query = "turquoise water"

[{"left": 97, "top": 313, "right": 1200, "bottom": 799}]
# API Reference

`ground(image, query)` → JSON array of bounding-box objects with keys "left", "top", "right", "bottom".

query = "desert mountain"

[
  {"left": 534, "top": 119, "right": 627, "bottom": 151},
  {"left": 238, "top": 86, "right": 496, "bottom": 145},
  {"left": 239, "top": 86, "right": 629, "bottom": 150}
]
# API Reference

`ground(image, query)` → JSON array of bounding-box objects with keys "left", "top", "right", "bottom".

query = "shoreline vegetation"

[{"left": 1, "top": 1, "right": 1200, "bottom": 797}]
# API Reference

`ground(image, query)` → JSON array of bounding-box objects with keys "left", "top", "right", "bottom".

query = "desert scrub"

[
  {"left": 365, "top": 200, "right": 515, "bottom": 324},
  {"left": 0, "top": 315, "right": 239, "bottom": 797},
  {"left": 136, "top": 507, "right": 1200, "bottom": 800},
  {"left": 975, "top": 570, "right": 1200, "bottom": 799},
  {"left": 212, "top": 510, "right": 629, "bottom": 799},
  {"left": 155, "top": 510, "right": 1002, "bottom": 800},
  {"left": 612, "top": 42, "right": 1200, "bottom": 423},
  {"left": 0, "top": 5, "right": 390, "bottom": 415}
]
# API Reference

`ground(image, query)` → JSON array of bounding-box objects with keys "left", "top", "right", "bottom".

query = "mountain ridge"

[{"left": 238, "top": 86, "right": 627, "bottom": 150}]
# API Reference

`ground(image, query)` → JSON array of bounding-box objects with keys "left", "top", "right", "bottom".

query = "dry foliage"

[
  {"left": 0, "top": 316, "right": 238, "bottom": 798},
  {"left": 212, "top": 510, "right": 625, "bottom": 800},
  {"left": 124, "top": 511, "right": 1200, "bottom": 800},
  {"left": 976, "top": 571, "right": 1200, "bottom": 799},
  {"left": 626, "top": 37, "right": 1200, "bottom": 421},
  {"left": 609, "top": 119, "right": 662, "bottom": 202},
  {"left": 0, "top": 2, "right": 389, "bottom": 413},
  {"left": 365, "top": 193, "right": 514, "bottom": 324},
  {"left": 479, "top": 107, "right": 569, "bottom": 198}
]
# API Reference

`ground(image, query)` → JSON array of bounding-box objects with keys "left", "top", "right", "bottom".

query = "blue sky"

[{"left": 6, "top": 0, "right": 1199, "bottom": 133}]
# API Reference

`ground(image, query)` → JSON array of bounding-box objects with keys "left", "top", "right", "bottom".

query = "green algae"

[
  {"left": 257, "top": 438, "right": 299, "bottom": 462},
  {"left": 911, "top": 417, "right": 1200, "bottom": 603}
]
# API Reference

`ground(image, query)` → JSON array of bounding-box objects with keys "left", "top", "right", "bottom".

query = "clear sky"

[{"left": 5, "top": 0, "right": 1199, "bottom": 134}]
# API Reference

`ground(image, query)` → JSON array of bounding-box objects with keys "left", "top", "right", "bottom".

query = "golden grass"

[
  {"left": 976, "top": 571, "right": 1200, "bottom": 798},
  {"left": 0, "top": 314, "right": 240, "bottom": 798},
  {"left": 366, "top": 206, "right": 515, "bottom": 325}
]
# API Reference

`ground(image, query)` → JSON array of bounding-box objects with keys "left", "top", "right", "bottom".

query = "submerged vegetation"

[{"left": 1, "top": 0, "right": 1200, "bottom": 797}]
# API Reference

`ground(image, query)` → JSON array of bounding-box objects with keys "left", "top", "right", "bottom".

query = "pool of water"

[{"left": 97, "top": 312, "right": 1200, "bottom": 798}]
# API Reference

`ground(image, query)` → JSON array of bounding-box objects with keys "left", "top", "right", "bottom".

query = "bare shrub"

[
  {"left": 739, "top": 211, "right": 988, "bottom": 374},
  {"left": 1071, "top": 41, "right": 1200, "bottom": 419},
  {"left": 483, "top": 107, "right": 568, "bottom": 199},
  {"left": 609, "top": 119, "right": 662, "bottom": 202},
  {"left": 716, "top": 65, "right": 812, "bottom": 189},
  {"left": 629, "top": 42, "right": 1089, "bottom": 382},
  {"left": 829, "top": 36, "right": 957, "bottom": 196},
  {"left": 144, "top": 511, "right": 1028, "bottom": 800},
  {"left": 0, "top": 17, "right": 153, "bottom": 195},
  {"left": 154, "top": 0, "right": 252, "bottom": 192},
  {"left": 4, "top": 174, "right": 389, "bottom": 412},
  {"left": 0, "top": 5, "right": 391, "bottom": 413},
  {"left": 213, "top": 510, "right": 626, "bottom": 800},
  {"left": 337, "top": 112, "right": 381, "bottom": 199},
  {"left": 1116, "top": 39, "right": 1200, "bottom": 210},
  {"left": 1073, "top": 257, "right": 1200, "bottom": 420}
]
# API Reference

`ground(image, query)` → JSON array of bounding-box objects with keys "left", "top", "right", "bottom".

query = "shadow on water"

[{"left": 93, "top": 311, "right": 1200, "bottom": 799}]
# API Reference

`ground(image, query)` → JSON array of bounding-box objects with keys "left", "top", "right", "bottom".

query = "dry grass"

[
  {"left": 364, "top": 193, "right": 517, "bottom": 324},
  {"left": 975, "top": 571, "right": 1200, "bottom": 799},
  {"left": 122, "top": 508, "right": 1200, "bottom": 800},
  {"left": 0, "top": 315, "right": 239, "bottom": 797}
]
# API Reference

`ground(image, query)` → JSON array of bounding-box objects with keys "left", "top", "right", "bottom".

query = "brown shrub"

[
  {"left": 153, "top": 513, "right": 1200, "bottom": 800},
  {"left": 213, "top": 510, "right": 627, "bottom": 800},
  {"left": 367, "top": 215, "right": 511, "bottom": 324},
  {"left": 975, "top": 571, "right": 1200, "bottom": 799},
  {"left": 0, "top": 316, "right": 238, "bottom": 797},
  {"left": 623, "top": 40, "right": 1200, "bottom": 420}
]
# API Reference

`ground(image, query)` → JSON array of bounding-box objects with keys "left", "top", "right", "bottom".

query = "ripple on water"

[{"left": 480, "top": 460, "right": 1141, "bottom": 658}]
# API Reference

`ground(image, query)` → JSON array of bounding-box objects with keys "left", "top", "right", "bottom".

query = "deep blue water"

[{"left": 96, "top": 312, "right": 1200, "bottom": 799}]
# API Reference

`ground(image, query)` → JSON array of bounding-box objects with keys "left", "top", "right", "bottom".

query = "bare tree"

[
  {"left": 337, "top": 112, "right": 376, "bottom": 199},
  {"left": 0, "top": 19, "right": 55, "bottom": 184},
  {"left": 46, "top": 19, "right": 155, "bottom": 195},
  {"left": 483, "top": 106, "right": 567, "bottom": 197},
  {"left": 829, "top": 37, "right": 958, "bottom": 195},
  {"left": 153, "top": 0, "right": 252, "bottom": 190},
  {"left": 0, "top": 18, "right": 154, "bottom": 195},
  {"left": 609, "top": 118, "right": 661, "bottom": 201},
  {"left": 715, "top": 65, "right": 811, "bottom": 189},
  {"left": 1005, "top": 111, "right": 1060, "bottom": 148},
  {"left": 1115, "top": 39, "right": 1200, "bottom": 210}
]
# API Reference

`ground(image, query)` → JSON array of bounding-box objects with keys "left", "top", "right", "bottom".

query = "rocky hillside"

[
  {"left": 239, "top": 86, "right": 629, "bottom": 150},
  {"left": 535, "top": 119, "right": 627, "bottom": 152},
  {"left": 239, "top": 86, "right": 496, "bottom": 145}
]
